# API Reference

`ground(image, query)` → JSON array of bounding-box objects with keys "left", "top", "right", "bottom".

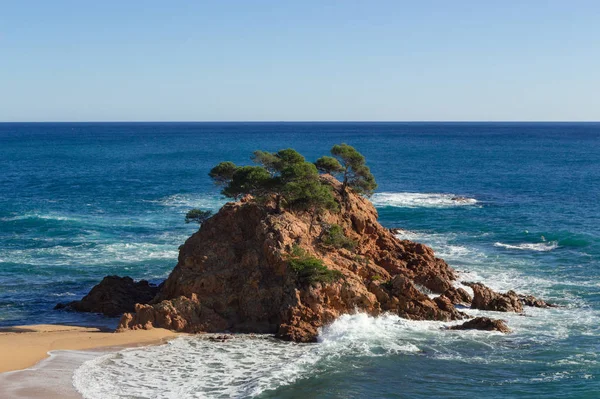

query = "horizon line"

[{"left": 1, "top": 120, "right": 599, "bottom": 124}]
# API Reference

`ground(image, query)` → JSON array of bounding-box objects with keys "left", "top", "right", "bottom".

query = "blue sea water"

[{"left": 0, "top": 122, "right": 599, "bottom": 398}]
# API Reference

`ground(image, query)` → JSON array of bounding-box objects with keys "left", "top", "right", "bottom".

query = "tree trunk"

[{"left": 341, "top": 169, "right": 349, "bottom": 205}]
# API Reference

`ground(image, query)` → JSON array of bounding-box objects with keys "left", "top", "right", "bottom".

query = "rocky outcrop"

[
  {"left": 55, "top": 276, "right": 160, "bottom": 317},
  {"left": 463, "top": 282, "right": 523, "bottom": 313},
  {"left": 371, "top": 276, "right": 467, "bottom": 322},
  {"left": 449, "top": 317, "right": 511, "bottom": 333},
  {"left": 442, "top": 287, "right": 472, "bottom": 305},
  {"left": 519, "top": 294, "right": 557, "bottom": 308},
  {"left": 63, "top": 174, "right": 560, "bottom": 339},
  {"left": 117, "top": 176, "right": 467, "bottom": 341}
]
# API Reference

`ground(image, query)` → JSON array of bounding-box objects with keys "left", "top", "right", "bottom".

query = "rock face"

[
  {"left": 117, "top": 176, "right": 466, "bottom": 341},
  {"left": 519, "top": 294, "right": 557, "bottom": 308},
  {"left": 449, "top": 317, "right": 511, "bottom": 333},
  {"left": 55, "top": 276, "right": 160, "bottom": 317},
  {"left": 442, "top": 287, "right": 472, "bottom": 305},
  {"left": 464, "top": 282, "right": 524, "bottom": 313}
]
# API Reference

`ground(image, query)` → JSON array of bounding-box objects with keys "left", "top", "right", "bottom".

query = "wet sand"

[
  {"left": 0, "top": 324, "right": 179, "bottom": 373},
  {"left": 0, "top": 324, "right": 180, "bottom": 398}
]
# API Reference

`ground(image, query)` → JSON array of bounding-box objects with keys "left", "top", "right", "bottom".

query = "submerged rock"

[
  {"left": 208, "top": 334, "right": 234, "bottom": 342},
  {"left": 55, "top": 275, "right": 160, "bottom": 317},
  {"left": 117, "top": 176, "right": 465, "bottom": 341},
  {"left": 449, "top": 317, "right": 511, "bottom": 333}
]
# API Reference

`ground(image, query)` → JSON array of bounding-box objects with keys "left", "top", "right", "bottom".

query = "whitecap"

[
  {"left": 0, "top": 213, "right": 78, "bottom": 222},
  {"left": 371, "top": 192, "right": 478, "bottom": 208},
  {"left": 494, "top": 241, "right": 558, "bottom": 252},
  {"left": 49, "top": 292, "right": 78, "bottom": 297},
  {"left": 151, "top": 193, "right": 225, "bottom": 211}
]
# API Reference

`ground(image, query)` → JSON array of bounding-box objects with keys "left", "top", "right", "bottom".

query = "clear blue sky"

[{"left": 1, "top": 1, "right": 599, "bottom": 121}]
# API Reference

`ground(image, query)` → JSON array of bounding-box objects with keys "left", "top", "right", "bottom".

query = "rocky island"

[{"left": 59, "top": 145, "right": 552, "bottom": 341}]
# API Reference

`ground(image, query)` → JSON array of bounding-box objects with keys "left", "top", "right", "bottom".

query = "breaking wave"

[
  {"left": 64, "top": 225, "right": 600, "bottom": 399},
  {"left": 393, "top": 230, "right": 480, "bottom": 262},
  {"left": 73, "top": 314, "right": 424, "bottom": 399},
  {"left": 72, "top": 302, "right": 599, "bottom": 399},
  {"left": 494, "top": 241, "right": 559, "bottom": 252},
  {"left": 371, "top": 192, "right": 478, "bottom": 208}
]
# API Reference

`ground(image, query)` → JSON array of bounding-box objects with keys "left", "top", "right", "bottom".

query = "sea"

[{"left": 0, "top": 122, "right": 598, "bottom": 398}]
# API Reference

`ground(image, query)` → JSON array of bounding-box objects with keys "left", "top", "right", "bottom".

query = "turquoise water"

[{"left": 1, "top": 122, "right": 599, "bottom": 398}]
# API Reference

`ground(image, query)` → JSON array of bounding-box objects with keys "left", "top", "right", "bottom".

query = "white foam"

[
  {"left": 318, "top": 313, "right": 422, "bottom": 355},
  {"left": 0, "top": 349, "right": 107, "bottom": 399},
  {"left": 394, "top": 230, "right": 455, "bottom": 246},
  {"left": 1, "top": 241, "right": 181, "bottom": 267},
  {"left": 49, "top": 292, "right": 77, "bottom": 297},
  {"left": 73, "top": 305, "right": 600, "bottom": 399},
  {"left": 153, "top": 193, "right": 225, "bottom": 211},
  {"left": 394, "top": 229, "right": 592, "bottom": 313},
  {"left": 74, "top": 337, "right": 310, "bottom": 398},
  {"left": 73, "top": 314, "right": 427, "bottom": 399},
  {"left": 102, "top": 242, "right": 179, "bottom": 262},
  {"left": 494, "top": 241, "right": 559, "bottom": 252},
  {"left": 0, "top": 213, "right": 77, "bottom": 222},
  {"left": 394, "top": 230, "right": 480, "bottom": 263},
  {"left": 372, "top": 192, "right": 478, "bottom": 208}
]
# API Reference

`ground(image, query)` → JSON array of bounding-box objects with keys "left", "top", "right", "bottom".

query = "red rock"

[
  {"left": 442, "top": 287, "right": 472, "bottom": 305},
  {"left": 519, "top": 294, "right": 557, "bottom": 308},
  {"left": 464, "top": 282, "right": 523, "bottom": 313},
  {"left": 115, "top": 176, "right": 468, "bottom": 340}
]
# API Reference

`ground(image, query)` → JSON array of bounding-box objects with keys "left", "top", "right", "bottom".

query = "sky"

[{"left": 1, "top": 1, "right": 599, "bottom": 122}]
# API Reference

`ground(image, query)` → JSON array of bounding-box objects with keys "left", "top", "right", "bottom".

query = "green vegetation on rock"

[
  {"left": 209, "top": 148, "right": 337, "bottom": 213},
  {"left": 316, "top": 143, "right": 377, "bottom": 198},
  {"left": 314, "top": 155, "right": 344, "bottom": 174},
  {"left": 321, "top": 224, "right": 356, "bottom": 250},
  {"left": 286, "top": 245, "right": 343, "bottom": 285},
  {"left": 209, "top": 145, "right": 375, "bottom": 212}
]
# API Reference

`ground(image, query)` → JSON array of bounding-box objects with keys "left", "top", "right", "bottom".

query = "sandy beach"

[
  {"left": 0, "top": 324, "right": 179, "bottom": 373},
  {"left": 0, "top": 324, "right": 179, "bottom": 398}
]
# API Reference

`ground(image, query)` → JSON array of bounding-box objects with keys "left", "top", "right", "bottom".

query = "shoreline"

[
  {"left": 0, "top": 324, "right": 180, "bottom": 373},
  {"left": 1, "top": 348, "right": 112, "bottom": 399},
  {"left": 0, "top": 324, "right": 180, "bottom": 399}
]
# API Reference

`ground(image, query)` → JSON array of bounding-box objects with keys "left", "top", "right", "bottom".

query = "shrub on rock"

[
  {"left": 287, "top": 245, "right": 343, "bottom": 285},
  {"left": 321, "top": 224, "right": 356, "bottom": 250}
]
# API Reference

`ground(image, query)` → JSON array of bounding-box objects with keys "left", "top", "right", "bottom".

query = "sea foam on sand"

[{"left": 0, "top": 350, "right": 106, "bottom": 399}]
